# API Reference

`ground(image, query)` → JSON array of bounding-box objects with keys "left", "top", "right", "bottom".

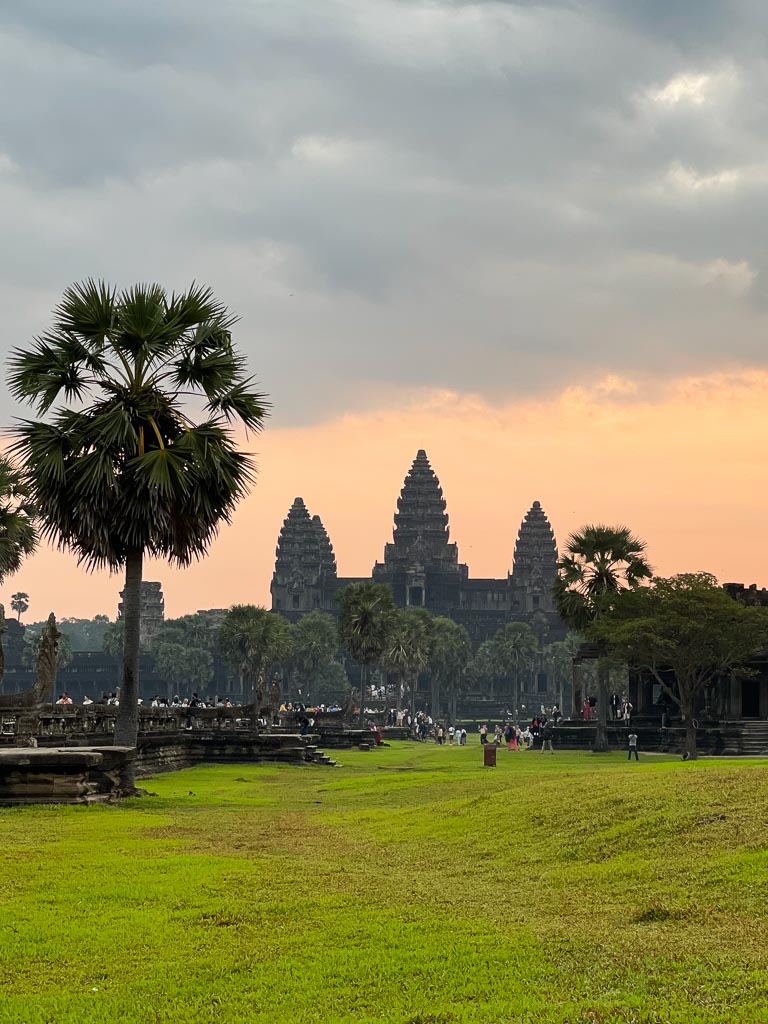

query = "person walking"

[
  {"left": 479, "top": 723, "right": 488, "bottom": 745},
  {"left": 627, "top": 731, "right": 639, "bottom": 761}
]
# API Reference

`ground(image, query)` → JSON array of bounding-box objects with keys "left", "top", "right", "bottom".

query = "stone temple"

[{"left": 271, "top": 449, "right": 566, "bottom": 646}]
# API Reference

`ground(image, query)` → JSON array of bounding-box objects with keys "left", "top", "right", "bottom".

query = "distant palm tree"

[
  {"left": 493, "top": 622, "right": 538, "bottom": 724},
  {"left": 337, "top": 582, "right": 397, "bottom": 724},
  {"left": 9, "top": 280, "right": 267, "bottom": 749},
  {"left": 10, "top": 592, "right": 30, "bottom": 622},
  {"left": 291, "top": 611, "right": 338, "bottom": 698},
  {"left": 428, "top": 616, "right": 471, "bottom": 722},
  {"left": 219, "top": 606, "right": 293, "bottom": 707},
  {"left": 381, "top": 607, "right": 432, "bottom": 715},
  {"left": 554, "top": 524, "right": 651, "bottom": 752}
]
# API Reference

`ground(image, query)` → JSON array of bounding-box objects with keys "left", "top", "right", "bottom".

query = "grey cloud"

[{"left": 0, "top": 0, "right": 766, "bottom": 425}]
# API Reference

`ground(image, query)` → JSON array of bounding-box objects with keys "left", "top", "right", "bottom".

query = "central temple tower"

[{"left": 372, "top": 449, "right": 468, "bottom": 611}]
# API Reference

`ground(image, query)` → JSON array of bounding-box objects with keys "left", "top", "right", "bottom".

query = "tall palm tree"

[
  {"left": 0, "top": 457, "right": 37, "bottom": 586},
  {"left": 554, "top": 524, "right": 651, "bottom": 752},
  {"left": 428, "top": 616, "right": 471, "bottom": 722},
  {"left": 10, "top": 592, "right": 29, "bottom": 622},
  {"left": 336, "top": 582, "right": 397, "bottom": 724},
  {"left": 9, "top": 280, "right": 267, "bottom": 748},
  {"left": 493, "top": 622, "right": 538, "bottom": 724},
  {"left": 381, "top": 607, "right": 432, "bottom": 715},
  {"left": 291, "top": 611, "right": 338, "bottom": 699},
  {"left": 471, "top": 639, "right": 503, "bottom": 701},
  {"left": 219, "top": 606, "right": 293, "bottom": 707}
]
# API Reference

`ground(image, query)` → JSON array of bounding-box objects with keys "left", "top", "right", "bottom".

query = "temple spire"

[
  {"left": 270, "top": 498, "right": 336, "bottom": 616},
  {"left": 509, "top": 500, "right": 560, "bottom": 638}
]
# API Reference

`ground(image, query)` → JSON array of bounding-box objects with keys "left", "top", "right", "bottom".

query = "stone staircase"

[
  {"left": 737, "top": 721, "right": 768, "bottom": 756},
  {"left": 303, "top": 744, "right": 342, "bottom": 768}
]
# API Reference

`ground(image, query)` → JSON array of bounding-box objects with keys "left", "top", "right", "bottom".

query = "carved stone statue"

[{"left": 0, "top": 612, "right": 61, "bottom": 709}]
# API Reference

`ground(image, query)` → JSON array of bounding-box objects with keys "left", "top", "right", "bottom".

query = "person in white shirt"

[{"left": 627, "top": 732, "right": 639, "bottom": 761}]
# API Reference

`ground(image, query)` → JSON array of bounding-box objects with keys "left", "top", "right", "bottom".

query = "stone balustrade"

[{"left": 0, "top": 704, "right": 258, "bottom": 743}]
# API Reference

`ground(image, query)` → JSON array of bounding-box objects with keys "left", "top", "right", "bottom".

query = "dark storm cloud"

[{"left": 0, "top": 0, "right": 766, "bottom": 423}]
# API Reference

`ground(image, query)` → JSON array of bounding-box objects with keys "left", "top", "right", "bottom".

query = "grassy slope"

[{"left": 1, "top": 744, "right": 767, "bottom": 1024}]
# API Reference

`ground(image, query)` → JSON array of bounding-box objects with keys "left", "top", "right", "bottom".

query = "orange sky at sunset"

[{"left": 4, "top": 367, "right": 767, "bottom": 623}]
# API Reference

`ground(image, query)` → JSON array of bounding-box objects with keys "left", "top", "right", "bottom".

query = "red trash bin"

[{"left": 483, "top": 745, "right": 497, "bottom": 767}]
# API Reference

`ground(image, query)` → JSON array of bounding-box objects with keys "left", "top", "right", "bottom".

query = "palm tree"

[
  {"left": 291, "top": 611, "right": 338, "bottom": 700},
  {"left": 493, "top": 622, "right": 538, "bottom": 724},
  {"left": 554, "top": 524, "right": 651, "bottom": 752},
  {"left": 9, "top": 280, "right": 267, "bottom": 749},
  {"left": 381, "top": 608, "right": 432, "bottom": 715},
  {"left": 219, "top": 606, "right": 293, "bottom": 707},
  {"left": 428, "top": 616, "right": 471, "bottom": 722},
  {"left": 11, "top": 592, "right": 29, "bottom": 622},
  {"left": 336, "top": 582, "right": 397, "bottom": 724},
  {"left": 543, "top": 632, "right": 582, "bottom": 713},
  {"left": 0, "top": 457, "right": 37, "bottom": 587},
  {"left": 471, "top": 639, "right": 503, "bottom": 701}
]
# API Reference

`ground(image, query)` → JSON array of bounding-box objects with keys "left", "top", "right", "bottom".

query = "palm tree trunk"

[
  {"left": 409, "top": 672, "right": 416, "bottom": 720},
  {"left": 114, "top": 548, "right": 142, "bottom": 752},
  {"left": 431, "top": 674, "right": 440, "bottom": 720},
  {"left": 593, "top": 661, "right": 609, "bottom": 753},
  {"left": 358, "top": 663, "right": 367, "bottom": 725}
]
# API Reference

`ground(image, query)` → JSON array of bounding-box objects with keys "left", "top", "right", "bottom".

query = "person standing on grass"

[
  {"left": 436, "top": 724, "right": 444, "bottom": 745},
  {"left": 480, "top": 723, "right": 488, "bottom": 745},
  {"left": 448, "top": 724, "right": 455, "bottom": 745},
  {"left": 541, "top": 718, "right": 555, "bottom": 753},
  {"left": 628, "top": 731, "right": 639, "bottom": 761}
]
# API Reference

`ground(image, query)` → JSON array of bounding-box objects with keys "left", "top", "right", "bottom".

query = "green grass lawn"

[{"left": 1, "top": 743, "right": 768, "bottom": 1024}]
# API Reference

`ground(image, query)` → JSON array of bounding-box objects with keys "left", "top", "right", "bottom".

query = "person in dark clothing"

[{"left": 541, "top": 720, "right": 555, "bottom": 753}]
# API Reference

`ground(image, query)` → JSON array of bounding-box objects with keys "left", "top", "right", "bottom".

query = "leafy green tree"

[
  {"left": 554, "top": 524, "right": 651, "bottom": 752},
  {"left": 428, "top": 616, "right": 471, "bottom": 722},
  {"left": 219, "top": 605, "right": 293, "bottom": 706},
  {"left": 381, "top": 607, "right": 433, "bottom": 714},
  {"left": 153, "top": 642, "right": 214, "bottom": 697},
  {"left": 10, "top": 592, "right": 29, "bottom": 622},
  {"left": 291, "top": 611, "right": 337, "bottom": 692},
  {"left": 312, "top": 660, "right": 351, "bottom": 702},
  {"left": 148, "top": 613, "right": 220, "bottom": 698},
  {"left": 493, "top": 622, "right": 538, "bottom": 723},
  {"left": 0, "top": 457, "right": 37, "bottom": 585},
  {"left": 9, "top": 280, "right": 267, "bottom": 748},
  {"left": 103, "top": 620, "right": 125, "bottom": 660},
  {"left": 591, "top": 573, "right": 768, "bottom": 759},
  {"left": 336, "top": 582, "right": 397, "bottom": 723},
  {"left": 57, "top": 615, "right": 111, "bottom": 652}
]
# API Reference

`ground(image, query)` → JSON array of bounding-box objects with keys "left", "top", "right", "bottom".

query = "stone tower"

[
  {"left": 508, "top": 501, "right": 562, "bottom": 642},
  {"left": 373, "top": 449, "right": 467, "bottom": 610},
  {"left": 270, "top": 498, "right": 338, "bottom": 619},
  {"left": 118, "top": 581, "right": 165, "bottom": 649}
]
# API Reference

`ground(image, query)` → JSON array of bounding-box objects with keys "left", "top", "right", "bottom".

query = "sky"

[{"left": 0, "top": 0, "right": 767, "bottom": 619}]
